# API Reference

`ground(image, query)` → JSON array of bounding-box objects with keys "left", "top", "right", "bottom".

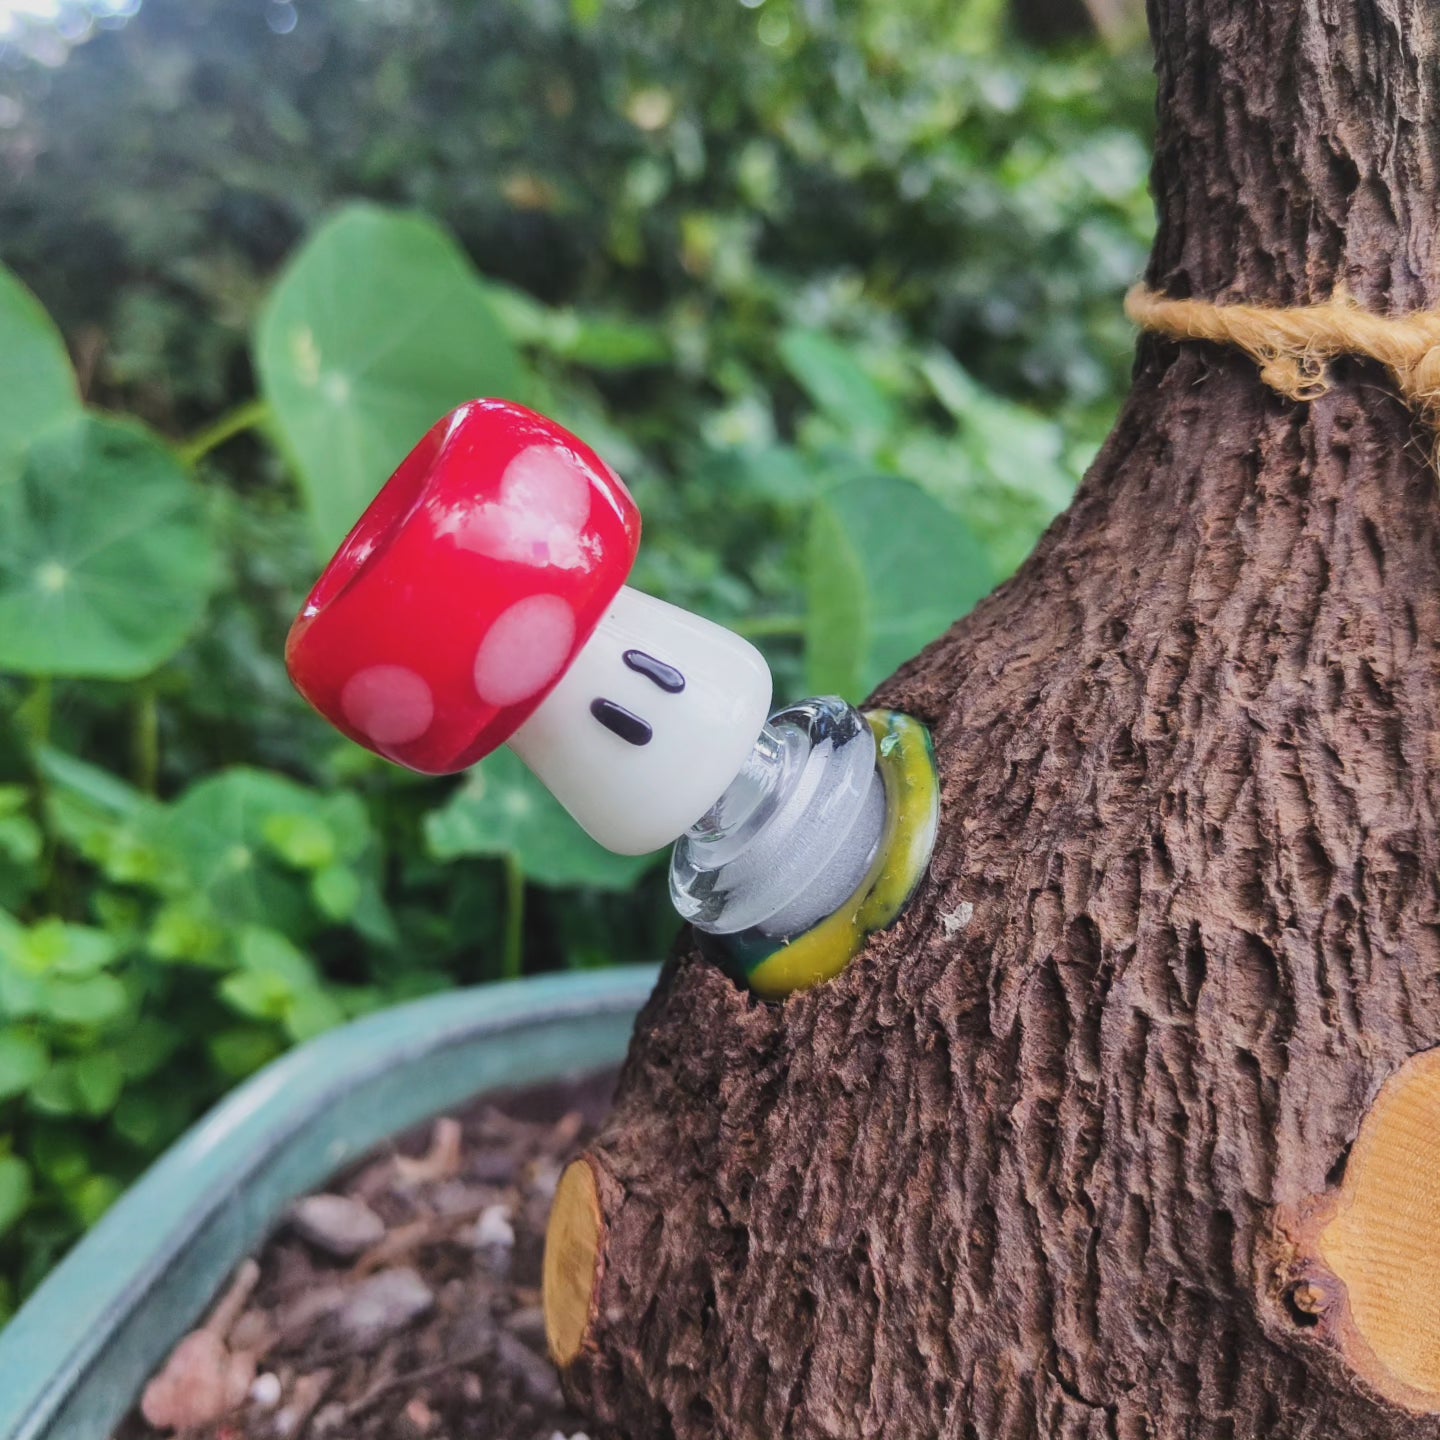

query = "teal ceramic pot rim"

[{"left": 0, "top": 965, "right": 657, "bottom": 1440}]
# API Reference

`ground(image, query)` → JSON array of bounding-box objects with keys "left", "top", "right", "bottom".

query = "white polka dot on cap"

[
  {"left": 340, "top": 664, "right": 435, "bottom": 745},
  {"left": 449, "top": 445, "right": 593, "bottom": 570},
  {"left": 474, "top": 593, "right": 577, "bottom": 707}
]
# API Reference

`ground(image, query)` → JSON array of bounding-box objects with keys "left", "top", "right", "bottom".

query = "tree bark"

[{"left": 560, "top": 2, "right": 1440, "bottom": 1435}]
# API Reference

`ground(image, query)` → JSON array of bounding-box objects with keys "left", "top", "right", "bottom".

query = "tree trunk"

[{"left": 559, "top": 2, "right": 1440, "bottom": 1435}]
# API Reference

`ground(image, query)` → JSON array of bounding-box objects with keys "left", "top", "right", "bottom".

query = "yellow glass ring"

[{"left": 708, "top": 709, "right": 940, "bottom": 999}]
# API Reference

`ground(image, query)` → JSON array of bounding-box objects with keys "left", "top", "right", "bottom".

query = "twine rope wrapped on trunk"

[{"left": 1126, "top": 284, "right": 1440, "bottom": 467}]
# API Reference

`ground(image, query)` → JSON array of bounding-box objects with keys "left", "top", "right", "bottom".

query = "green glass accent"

[{"left": 740, "top": 709, "right": 939, "bottom": 999}]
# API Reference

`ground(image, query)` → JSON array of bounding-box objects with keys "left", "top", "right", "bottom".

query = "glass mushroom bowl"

[{"left": 286, "top": 399, "right": 938, "bottom": 997}]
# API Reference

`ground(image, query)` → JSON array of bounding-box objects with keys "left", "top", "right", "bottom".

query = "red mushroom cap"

[{"left": 285, "top": 399, "right": 641, "bottom": 774}]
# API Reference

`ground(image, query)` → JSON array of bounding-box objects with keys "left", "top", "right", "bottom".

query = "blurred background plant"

[{"left": 0, "top": 0, "right": 1153, "bottom": 1315}]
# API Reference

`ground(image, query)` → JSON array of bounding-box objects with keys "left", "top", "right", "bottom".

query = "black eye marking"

[
  {"left": 591, "top": 698, "right": 653, "bottom": 746},
  {"left": 623, "top": 650, "right": 685, "bottom": 693}
]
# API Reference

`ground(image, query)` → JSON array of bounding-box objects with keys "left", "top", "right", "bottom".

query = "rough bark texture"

[{"left": 564, "top": 3, "right": 1440, "bottom": 1436}]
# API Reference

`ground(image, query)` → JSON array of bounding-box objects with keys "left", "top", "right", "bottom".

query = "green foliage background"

[{"left": 0, "top": 0, "right": 1155, "bottom": 1313}]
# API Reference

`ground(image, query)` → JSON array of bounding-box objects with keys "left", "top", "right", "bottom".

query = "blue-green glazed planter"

[{"left": 0, "top": 966, "right": 657, "bottom": 1440}]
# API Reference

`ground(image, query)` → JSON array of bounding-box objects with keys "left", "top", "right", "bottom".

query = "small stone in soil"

[
  {"left": 400, "top": 1395, "right": 436, "bottom": 1435},
  {"left": 473, "top": 1202, "right": 516, "bottom": 1250},
  {"left": 249, "top": 1372, "right": 282, "bottom": 1408},
  {"left": 289, "top": 1193, "right": 386, "bottom": 1258},
  {"left": 333, "top": 1267, "right": 434, "bottom": 1348}
]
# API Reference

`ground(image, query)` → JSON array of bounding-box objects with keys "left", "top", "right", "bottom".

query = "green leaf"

[
  {"left": 39, "top": 973, "right": 128, "bottom": 1027},
  {"left": 315, "top": 793, "right": 372, "bottom": 864},
  {"left": 36, "top": 748, "right": 164, "bottom": 886},
  {"left": 13, "top": 920, "right": 121, "bottom": 978},
  {"left": 57, "top": 816, "right": 164, "bottom": 890},
  {"left": 208, "top": 1026, "right": 282, "bottom": 1080},
  {"left": 263, "top": 812, "right": 337, "bottom": 870},
  {"left": 0, "top": 1029, "right": 48, "bottom": 1100},
  {"left": 146, "top": 901, "right": 226, "bottom": 966},
  {"left": 549, "top": 312, "right": 670, "bottom": 370},
  {"left": 0, "top": 955, "right": 44, "bottom": 1019},
  {"left": 805, "top": 474, "right": 995, "bottom": 700},
  {"left": 485, "top": 286, "right": 669, "bottom": 370},
  {"left": 0, "top": 912, "right": 24, "bottom": 957},
  {"left": 311, "top": 864, "right": 361, "bottom": 921},
  {"left": 219, "top": 969, "right": 289, "bottom": 1021},
  {"left": 111, "top": 1095, "right": 163, "bottom": 1149},
  {"left": 92, "top": 891, "right": 144, "bottom": 944},
  {"left": 72, "top": 1051, "right": 124, "bottom": 1115},
  {"left": 0, "top": 816, "right": 41, "bottom": 868},
  {"left": 30, "top": 1134, "right": 87, "bottom": 1192},
  {"left": 29, "top": 1126, "right": 88, "bottom": 1185},
  {"left": 915, "top": 347, "right": 1077, "bottom": 567},
  {"left": 481, "top": 282, "right": 552, "bottom": 346},
  {"left": 28, "top": 1066, "right": 79, "bottom": 1115},
  {"left": 348, "top": 856, "right": 399, "bottom": 947},
  {"left": 779, "top": 330, "right": 895, "bottom": 449},
  {"left": 283, "top": 986, "right": 344, "bottom": 1043},
  {"left": 424, "top": 749, "right": 658, "bottom": 891},
  {"left": 255, "top": 204, "right": 525, "bottom": 551},
  {"left": 220, "top": 927, "right": 321, "bottom": 1022},
  {"left": 236, "top": 925, "right": 319, "bottom": 989},
  {"left": 0, "top": 794, "right": 41, "bottom": 908},
  {"left": 68, "top": 1173, "right": 120, "bottom": 1226},
  {"left": 0, "top": 1156, "right": 32, "bottom": 1239},
  {"left": 0, "top": 416, "right": 218, "bottom": 678},
  {"left": 138, "top": 769, "right": 326, "bottom": 932},
  {"left": 0, "top": 264, "right": 81, "bottom": 463},
  {"left": 0, "top": 857, "right": 38, "bottom": 915},
  {"left": 113, "top": 1088, "right": 192, "bottom": 1151},
  {"left": 36, "top": 746, "right": 148, "bottom": 821},
  {"left": 112, "top": 1017, "right": 181, "bottom": 1081}
]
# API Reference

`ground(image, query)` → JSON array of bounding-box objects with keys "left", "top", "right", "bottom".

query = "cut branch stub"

[
  {"left": 543, "top": 1157, "right": 605, "bottom": 1368},
  {"left": 1280, "top": 1047, "right": 1440, "bottom": 1414}
]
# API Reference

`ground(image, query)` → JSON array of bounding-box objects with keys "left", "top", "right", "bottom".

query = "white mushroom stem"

[{"left": 509, "top": 587, "right": 773, "bottom": 855}]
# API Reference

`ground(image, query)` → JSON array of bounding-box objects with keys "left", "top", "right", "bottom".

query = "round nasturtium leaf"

[
  {"left": 255, "top": 204, "right": 525, "bottom": 553},
  {"left": 137, "top": 769, "right": 329, "bottom": 935},
  {"left": 0, "top": 263, "right": 81, "bottom": 463},
  {"left": 805, "top": 473, "right": 996, "bottom": 702},
  {"left": 0, "top": 416, "right": 218, "bottom": 679}
]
